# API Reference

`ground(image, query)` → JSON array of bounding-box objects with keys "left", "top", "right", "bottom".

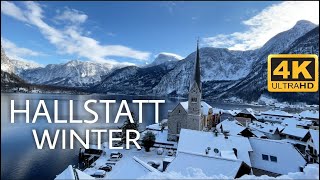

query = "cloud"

[
  {"left": 156, "top": 52, "right": 184, "bottom": 60},
  {"left": 1, "top": 1, "right": 151, "bottom": 65},
  {"left": 202, "top": 1, "right": 319, "bottom": 51},
  {"left": 1, "top": 1, "right": 27, "bottom": 22},
  {"left": 55, "top": 7, "right": 88, "bottom": 24},
  {"left": 1, "top": 37, "right": 45, "bottom": 64}
]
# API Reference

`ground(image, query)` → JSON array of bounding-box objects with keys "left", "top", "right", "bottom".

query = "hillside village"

[{"left": 55, "top": 42, "right": 319, "bottom": 179}]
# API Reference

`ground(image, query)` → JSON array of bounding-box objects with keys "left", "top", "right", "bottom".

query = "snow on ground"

[
  {"left": 139, "top": 164, "right": 319, "bottom": 179},
  {"left": 83, "top": 144, "right": 175, "bottom": 179}
]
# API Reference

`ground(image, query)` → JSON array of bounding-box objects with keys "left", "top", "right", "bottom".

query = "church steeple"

[
  {"left": 186, "top": 39, "right": 202, "bottom": 131},
  {"left": 194, "top": 39, "right": 201, "bottom": 91},
  {"left": 190, "top": 39, "right": 201, "bottom": 92}
]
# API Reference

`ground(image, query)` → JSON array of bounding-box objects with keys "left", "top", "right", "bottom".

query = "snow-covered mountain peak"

[
  {"left": 1, "top": 46, "right": 14, "bottom": 73},
  {"left": 294, "top": 20, "right": 316, "bottom": 30},
  {"left": 151, "top": 52, "right": 183, "bottom": 66}
]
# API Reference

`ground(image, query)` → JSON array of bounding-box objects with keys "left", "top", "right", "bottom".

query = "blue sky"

[{"left": 1, "top": 1, "right": 319, "bottom": 66}]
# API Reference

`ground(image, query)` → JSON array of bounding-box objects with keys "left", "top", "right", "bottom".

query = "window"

[
  {"left": 262, "top": 154, "right": 269, "bottom": 161},
  {"left": 270, "top": 156, "right": 277, "bottom": 162}
]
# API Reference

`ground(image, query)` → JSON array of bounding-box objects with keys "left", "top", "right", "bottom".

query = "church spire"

[{"left": 193, "top": 39, "right": 201, "bottom": 91}]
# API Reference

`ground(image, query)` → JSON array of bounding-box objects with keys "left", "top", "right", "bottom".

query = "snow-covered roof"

[
  {"left": 238, "top": 108, "right": 256, "bottom": 117},
  {"left": 105, "top": 156, "right": 152, "bottom": 179},
  {"left": 201, "top": 101, "right": 213, "bottom": 115},
  {"left": 179, "top": 101, "right": 213, "bottom": 115},
  {"left": 250, "top": 129, "right": 267, "bottom": 138},
  {"left": 282, "top": 118, "right": 313, "bottom": 127},
  {"left": 261, "top": 110, "right": 293, "bottom": 117},
  {"left": 281, "top": 126, "right": 309, "bottom": 139},
  {"left": 225, "top": 110, "right": 241, "bottom": 116},
  {"left": 249, "top": 121, "right": 283, "bottom": 135},
  {"left": 166, "top": 151, "right": 245, "bottom": 178},
  {"left": 249, "top": 138, "right": 306, "bottom": 175},
  {"left": 146, "top": 123, "right": 167, "bottom": 131},
  {"left": 140, "top": 129, "right": 177, "bottom": 148},
  {"left": 216, "top": 119, "right": 246, "bottom": 136},
  {"left": 309, "top": 129, "right": 319, "bottom": 153},
  {"left": 55, "top": 165, "right": 94, "bottom": 180},
  {"left": 177, "top": 129, "right": 253, "bottom": 166},
  {"left": 299, "top": 110, "right": 319, "bottom": 119}
]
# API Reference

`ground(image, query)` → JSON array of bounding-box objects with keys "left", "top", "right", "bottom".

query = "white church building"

[{"left": 167, "top": 41, "right": 214, "bottom": 141}]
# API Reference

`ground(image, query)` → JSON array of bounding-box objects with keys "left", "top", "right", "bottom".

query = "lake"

[{"left": 1, "top": 93, "right": 270, "bottom": 180}]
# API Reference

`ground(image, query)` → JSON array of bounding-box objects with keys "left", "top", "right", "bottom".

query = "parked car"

[
  {"left": 167, "top": 150, "right": 174, "bottom": 156},
  {"left": 147, "top": 161, "right": 160, "bottom": 168},
  {"left": 90, "top": 170, "right": 106, "bottom": 178},
  {"left": 99, "top": 165, "right": 112, "bottom": 172},
  {"left": 110, "top": 151, "right": 123, "bottom": 158}
]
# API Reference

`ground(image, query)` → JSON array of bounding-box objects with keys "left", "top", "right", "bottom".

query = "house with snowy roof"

[
  {"left": 260, "top": 109, "right": 293, "bottom": 123},
  {"left": 166, "top": 151, "right": 251, "bottom": 178},
  {"left": 281, "top": 126, "right": 311, "bottom": 154},
  {"left": 299, "top": 110, "right": 319, "bottom": 125},
  {"left": 306, "top": 129, "right": 319, "bottom": 163},
  {"left": 248, "top": 121, "right": 283, "bottom": 140},
  {"left": 216, "top": 119, "right": 255, "bottom": 137},
  {"left": 167, "top": 42, "right": 215, "bottom": 141},
  {"left": 249, "top": 138, "right": 307, "bottom": 176},
  {"left": 282, "top": 118, "right": 314, "bottom": 129},
  {"left": 235, "top": 108, "right": 257, "bottom": 125},
  {"left": 165, "top": 129, "right": 254, "bottom": 178},
  {"left": 299, "top": 110, "right": 319, "bottom": 120}
]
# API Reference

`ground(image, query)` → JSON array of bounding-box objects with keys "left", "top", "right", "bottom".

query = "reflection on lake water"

[{"left": 1, "top": 93, "right": 270, "bottom": 180}]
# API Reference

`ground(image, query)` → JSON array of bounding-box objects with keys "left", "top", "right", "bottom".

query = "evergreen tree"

[
  {"left": 142, "top": 131, "right": 156, "bottom": 152},
  {"left": 121, "top": 112, "right": 139, "bottom": 143}
]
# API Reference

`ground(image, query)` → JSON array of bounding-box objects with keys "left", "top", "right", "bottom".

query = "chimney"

[
  {"left": 205, "top": 147, "right": 211, "bottom": 155},
  {"left": 223, "top": 130, "right": 230, "bottom": 139},
  {"left": 233, "top": 148, "right": 238, "bottom": 158}
]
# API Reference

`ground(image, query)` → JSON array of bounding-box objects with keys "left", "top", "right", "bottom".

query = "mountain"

[
  {"left": 1, "top": 48, "right": 85, "bottom": 94},
  {"left": 1, "top": 46, "right": 42, "bottom": 74},
  {"left": 254, "top": 20, "right": 317, "bottom": 62},
  {"left": 10, "top": 59, "right": 42, "bottom": 75},
  {"left": 216, "top": 25, "right": 319, "bottom": 104},
  {"left": 92, "top": 20, "right": 318, "bottom": 104},
  {"left": 20, "top": 60, "right": 116, "bottom": 87},
  {"left": 152, "top": 48, "right": 255, "bottom": 95},
  {"left": 1, "top": 47, "right": 14, "bottom": 73},
  {"left": 1, "top": 70, "right": 26, "bottom": 85},
  {"left": 93, "top": 47, "right": 255, "bottom": 96},
  {"left": 92, "top": 63, "right": 176, "bottom": 94},
  {"left": 149, "top": 53, "right": 182, "bottom": 66}
]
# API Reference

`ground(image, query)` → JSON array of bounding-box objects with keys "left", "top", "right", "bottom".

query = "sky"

[{"left": 1, "top": 1, "right": 319, "bottom": 66}]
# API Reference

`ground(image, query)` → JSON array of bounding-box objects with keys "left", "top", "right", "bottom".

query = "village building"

[
  {"left": 216, "top": 119, "right": 255, "bottom": 137},
  {"left": 299, "top": 110, "right": 319, "bottom": 126},
  {"left": 167, "top": 42, "right": 214, "bottom": 141},
  {"left": 281, "top": 126, "right": 311, "bottom": 153},
  {"left": 248, "top": 121, "right": 284, "bottom": 140},
  {"left": 281, "top": 118, "right": 314, "bottom": 129},
  {"left": 249, "top": 138, "right": 307, "bottom": 176},
  {"left": 306, "top": 129, "right": 319, "bottom": 163},
  {"left": 166, "top": 151, "right": 251, "bottom": 178},
  {"left": 173, "top": 129, "right": 254, "bottom": 168},
  {"left": 166, "top": 129, "right": 253, "bottom": 178},
  {"left": 235, "top": 108, "right": 257, "bottom": 125},
  {"left": 259, "top": 109, "right": 293, "bottom": 123}
]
